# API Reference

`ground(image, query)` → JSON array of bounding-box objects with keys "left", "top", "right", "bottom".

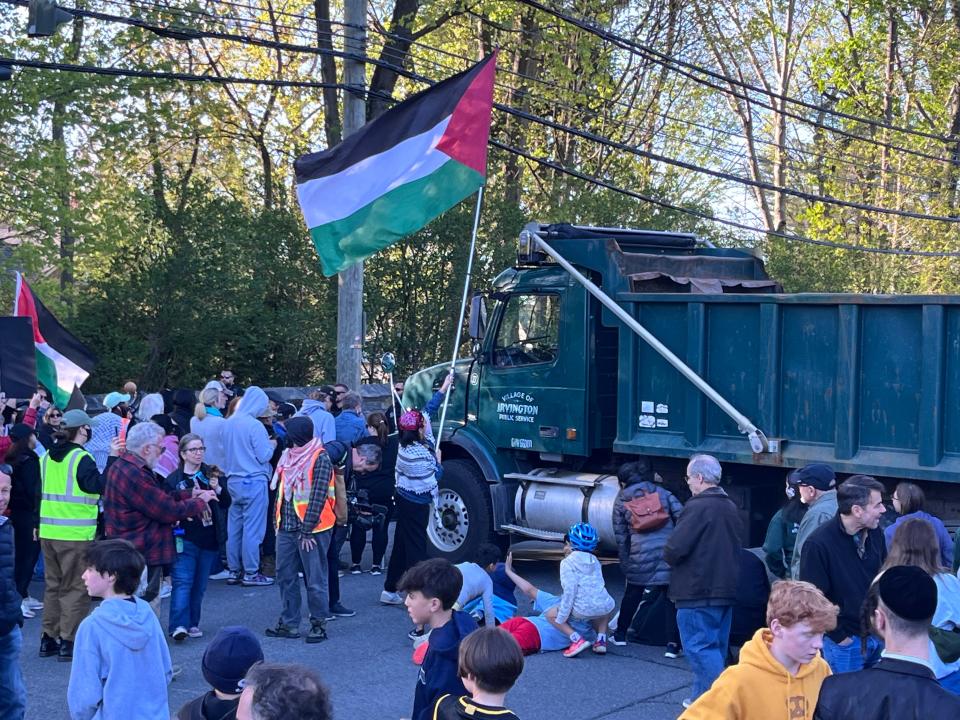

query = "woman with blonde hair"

[
  {"left": 190, "top": 381, "right": 227, "bottom": 469},
  {"left": 881, "top": 518, "right": 960, "bottom": 693}
]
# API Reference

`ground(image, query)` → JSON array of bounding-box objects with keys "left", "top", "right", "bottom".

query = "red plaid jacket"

[{"left": 103, "top": 452, "right": 209, "bottom": 567}]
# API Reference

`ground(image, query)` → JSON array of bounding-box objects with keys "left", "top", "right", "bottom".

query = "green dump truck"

[{"left": 402, "top": 223, "right": 960, "bottom": 561}]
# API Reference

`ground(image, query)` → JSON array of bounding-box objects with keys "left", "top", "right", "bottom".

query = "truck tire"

[{"left": 427, "top": 459, "right": 493, "bottom": 564}]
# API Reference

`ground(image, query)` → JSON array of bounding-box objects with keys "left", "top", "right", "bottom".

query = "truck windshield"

[{"left": 492, "top": 293, "right": 560, "bottom": 367}]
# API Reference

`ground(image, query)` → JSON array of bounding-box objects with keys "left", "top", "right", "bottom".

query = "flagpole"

[{"left": 437, "top": 186, "right": 484, "bottom": 443}]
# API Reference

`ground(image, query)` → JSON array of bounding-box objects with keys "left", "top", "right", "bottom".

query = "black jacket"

[
  {"left": 9, "top": 448, "right": 41, "bottom": 529},
  {"left": 164, "top": 464, "right": 231, "bottom": 551},
  {"left": 799, "top": 514, "right": 886, "bottom": 641},
  {"left": 663, "top": 486, "right": 742, "bottom": 605},
  {"left": 0, "top": 517, "right": 23, "bottom": 635},
  {"left": 813, "top": 657, "right": 960, "bottom": 719},
  {"left": 177, "top": 691, "right": 239, "bottom": 720}
]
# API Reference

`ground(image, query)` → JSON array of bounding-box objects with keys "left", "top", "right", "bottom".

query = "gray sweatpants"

[
  {"left": 276, "top": 529, "right": 332, "bottom": 628},
  {"left": 226, "top": 477, "right": 268, "bottom": 576}
]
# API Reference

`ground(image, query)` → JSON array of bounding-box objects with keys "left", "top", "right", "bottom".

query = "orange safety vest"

[{"left": 274, "top": 447, "right": 337, "bottom": 534}]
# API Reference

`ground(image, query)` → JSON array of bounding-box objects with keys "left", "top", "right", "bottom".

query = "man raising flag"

[{"left": 295, "top": 54, "right": 497, "bottom": 276}]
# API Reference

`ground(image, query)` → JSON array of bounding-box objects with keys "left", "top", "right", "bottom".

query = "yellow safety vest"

[
  {"left": 274, "top": 447, "right": 337, "bottom": 534},
  {"left": 39, "top": 448, "right": 100, "bottom": 542}
]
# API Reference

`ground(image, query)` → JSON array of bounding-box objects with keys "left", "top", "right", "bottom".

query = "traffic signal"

[
  {"left": 0, "top": 63, "right": 11, "bottom": 81},
  {"left": 27, "top": 0, "right": 74, "bottom": 37}
]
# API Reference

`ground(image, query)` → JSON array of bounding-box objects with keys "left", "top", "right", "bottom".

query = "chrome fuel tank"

[{"left": 509, "top": 469, "right": 620, "bottom": 551}]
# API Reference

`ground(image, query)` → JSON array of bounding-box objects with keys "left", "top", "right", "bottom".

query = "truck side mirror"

[{"left": 468, "top": 294, "right": 487, "bottom": 341}]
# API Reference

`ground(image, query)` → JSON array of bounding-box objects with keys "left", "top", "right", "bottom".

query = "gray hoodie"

[
  {"left": 790, "top": 489, "right": 838, "bottom": 579},
  {"left": 68, "top": 596, "right": 172, "bottom": 720},
  {"left": 220, "top": 386, "right": 275, "bottom": 482},
  {"left": 294, "top": 399, "right": 335, "bottom": 443}
]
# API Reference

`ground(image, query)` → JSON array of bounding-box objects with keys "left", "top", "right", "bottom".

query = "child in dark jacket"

[
  {"left": 432, "top": 626, "right": 524, "bottom": 720},
  {"left": 400, "top": 558, "right": 479, "bottom": 720},
  {"left": 176, "top": 626, "right": 264, "bottom": 720}
]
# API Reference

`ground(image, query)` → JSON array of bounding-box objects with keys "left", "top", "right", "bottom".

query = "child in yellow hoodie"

[{"left": 680, "top": 580, "right": 838, "bottom": 720}]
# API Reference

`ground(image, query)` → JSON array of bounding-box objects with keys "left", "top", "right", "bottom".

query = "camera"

[{"left": 347, "top": 488, "right": 388, "bottom": 531}]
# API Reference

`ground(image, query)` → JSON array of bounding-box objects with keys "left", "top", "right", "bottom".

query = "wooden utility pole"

[{"left": 337, "top": 0, "right": 366, "bottom": 388}]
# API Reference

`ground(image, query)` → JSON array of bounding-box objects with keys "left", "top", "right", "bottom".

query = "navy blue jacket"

[
  {"left": 412, "top": 611, "right": 478, "bottom": 720},
  {"left": 0, "top": 516, "right": 23, "bottom": 635},
  {"left": 613, "top": 481, "right": 684, "bottom": 586}
]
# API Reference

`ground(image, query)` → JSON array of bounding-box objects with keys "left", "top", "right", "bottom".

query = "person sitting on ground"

[
  {"left": 885, "top": 482, "right": 954, "bottom": 569},
  {"left": 680, "top": 580, "right": 837, "bottom": 720},
  {"left": 399, "top": 558, "right": 479, "bottom": 720},
  {"left": 498, "top": 550, "right": 596, "bottom": 655},
  {"left": 763, "top": 473, "right": 808, "bottom": 579},
  {"left": 454, "top": 543, "right": 500, "bottom": 627},
  {"left": 67, "top": 539, "right": 173, "bottom": 720},
  {"left": 546, "top": 522, "right": 616, "bottom": 658},
  {"left": 457, "top": 543, "right": 517, "bottom": 625},
  {"left": 177, "top": 626, "right": 264, "bottom": 720},
  {"left": 880, "top": 518, "right": 960, "bottom": 694},
  {"left": 611, "top": 458, "right": 683, "bottom": 653},
  {"left": 432, "top": 626, "right": 525, "bottom": 720},
  {"left": 813, "top": 565, "right": 960, "bottom": 718},
  {"left": 236, "top": 662, "right": 331, "bottom": 720}
]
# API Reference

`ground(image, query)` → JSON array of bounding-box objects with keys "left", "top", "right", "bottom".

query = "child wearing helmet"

[{"left": 544, "top": 522, "right": 616, "bottom": 657}]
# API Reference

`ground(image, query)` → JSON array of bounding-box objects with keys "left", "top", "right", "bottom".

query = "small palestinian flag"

[
  {"left": 295, "top": 54, "right": 496, "bottom": 276},
  {"left": 12, "top": 273, "right": 96, "bottom": 408}
]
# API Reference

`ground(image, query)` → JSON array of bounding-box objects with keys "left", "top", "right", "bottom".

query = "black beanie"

[
  {"left": 285, "top": 416, "right": 314, "bottom": 447},
  {"left": 878, "top": 565, "right": 938, "bottom": 621},
  {"left": 202, "top": 626, "right": 264, "bottom": 695}
]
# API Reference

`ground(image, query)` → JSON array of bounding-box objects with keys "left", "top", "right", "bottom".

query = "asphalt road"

[{"left": 19, "top": 547, "right": 693, "bottom": 720}]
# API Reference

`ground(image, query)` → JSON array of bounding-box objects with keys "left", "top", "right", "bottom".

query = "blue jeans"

[
  {"left": 0, "top": 626, "right": 26, "bottom": 720},
  {"left": 169, "top": 540, "right": 218, "bottom": 633},
  {"left": 676, "top": 605, "right": 733, "bottom": 700},
  {"left": 821, "top": 635, "right": 882, "bottom": 674},
  {"left": 227, "top": 477, "right": 268, "bottom": 576}
]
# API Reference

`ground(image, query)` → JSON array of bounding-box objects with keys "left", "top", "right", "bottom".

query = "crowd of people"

[{"left": 2, "top": 377, "right": 960, "bottom": 719}]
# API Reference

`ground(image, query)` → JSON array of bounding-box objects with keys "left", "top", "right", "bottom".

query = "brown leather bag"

[{"left": 624, "top": 491, "right": 670, "bottom": 532}]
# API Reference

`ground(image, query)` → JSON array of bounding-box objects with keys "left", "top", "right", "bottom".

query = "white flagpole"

[{"left": 436, "top": 186, "right": 484, "bottom": 442}]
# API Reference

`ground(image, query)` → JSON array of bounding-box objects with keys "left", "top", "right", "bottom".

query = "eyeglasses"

[{"left": 186, "top": 446, "right": 206, "bottom": 452}]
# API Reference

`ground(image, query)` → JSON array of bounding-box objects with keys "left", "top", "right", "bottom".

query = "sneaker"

[
  {"left": 226, "top": 571, "right": 242, "bottom": 586},
  {"left": 159, "top": 581, "right": 172, "bottom": 599},
  {"left": 330, "top": 602, "right": 356, "bottom": 618},
  {"left": 370, "top": 565, "right": 383, "bottom": 576},
  {"left": 592, "top": 637, "right": 607, "bottom": 654},
  {"left": 208, "top": 570, "right": 233, "bottom": 581},
  {"left": 171, "top": 626, "right": 188, "bottom": 643},
  {"left": 187, "top": 627, "right": 203, "bottom": 638},
  {"left": 682, "top": 698, "right": 693, "bottom": 709},
  {"left": 20, "top": 601, "right": 35, "bottom": 619},
  {"left": 562, "top": 637, "right": 591, "bottom": 658},
  {"left": 306, "top": 620, "right": 328, "bottom": 644},
  {"left": 241, "top": 573, "right": 274, "bottom": 587},
  {"left": 24, "top": 595, "right": 43, "bottom": 611},
  {"left": 380, "top": 590, "right": 404, "bottom": 605},
  {"left": 350, "top": 564, "right": 362, "bottom": 575},
  {"left": 265, "top": 623, "right": 301, "bottom": 639},
  {"left": 608, "top": 610, "right": 619, "bottom": 632},
  {"left": 610, "top": 634, "right": 628, "bottom": 647},
  {"left": 665, "top": 642, "right": 683, "bottom": 659}
]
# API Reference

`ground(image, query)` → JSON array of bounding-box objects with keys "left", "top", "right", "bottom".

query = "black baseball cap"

[{"left": 789, "top": 463, "right": 836, "bottom": 491}]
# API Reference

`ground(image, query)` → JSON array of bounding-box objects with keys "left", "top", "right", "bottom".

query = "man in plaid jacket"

[{"left": 103, "top": 422, "right": 215, "bottom": 615}]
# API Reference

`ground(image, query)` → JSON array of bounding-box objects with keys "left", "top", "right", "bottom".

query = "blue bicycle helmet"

[{"left": 567, "top": 522, "right": 600, "bottom": 552}]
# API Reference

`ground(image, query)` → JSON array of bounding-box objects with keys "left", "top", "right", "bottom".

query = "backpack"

[{"left": 624, "top": 490, "right": 670, "bottom": 532}]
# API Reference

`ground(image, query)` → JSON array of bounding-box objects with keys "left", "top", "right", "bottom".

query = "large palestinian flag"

[
  {"left": 12, "top": 273, "right": 96, "bottom": 408},
  {"left": 295, "top": 54, "right": 496, "bottom": 276}
]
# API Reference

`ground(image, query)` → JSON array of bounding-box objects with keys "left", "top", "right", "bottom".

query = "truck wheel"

[{"left": 427, "top": 459, "right": 492, "bottom": 563}]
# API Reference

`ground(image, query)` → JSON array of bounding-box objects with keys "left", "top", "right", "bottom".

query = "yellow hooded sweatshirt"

[{"left": 679, "top": 628, "right": 831, "bottom": 720}]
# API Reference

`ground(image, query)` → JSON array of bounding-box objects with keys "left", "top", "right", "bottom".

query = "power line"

[
  {"left": 515, "top": 0, "right": 957, "bottom": 146},
  {"left": 490, "top": 138, "right": 960, "bottom": 258}
]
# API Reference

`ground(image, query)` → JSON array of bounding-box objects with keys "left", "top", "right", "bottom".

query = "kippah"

[{"left": 878, "top": 565, "right": 937, "bottom": 621}]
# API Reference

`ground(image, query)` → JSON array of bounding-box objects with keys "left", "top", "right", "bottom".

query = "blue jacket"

[
  {"left": 412, "top": 611, "right": 478, "bottom": 720},
  {"left": 220, "top": 386, "right": 275, "bottom": 482},
  {"left": 68, "top": 597, "right": 172, "bottom": 720},
  {"left": 295, "top": 399, "right": 335, "bottom": 443},
  {"left": 885, "top": 511, "right": 954, "bottom": 569},
  {"left": 0, "top": 517, "right": 22, "bottom": 636},
  {"left": 335, "top": 410, "right": 367, "bottom": 445},
  {"left": 613, "top": 481, "right": 684, "bottom": 586}
]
